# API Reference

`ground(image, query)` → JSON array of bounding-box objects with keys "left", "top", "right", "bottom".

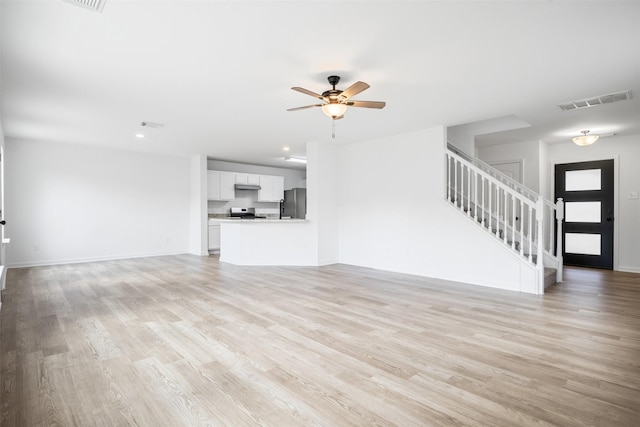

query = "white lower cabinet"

[{"left": 208, "top": 222, "right": 221, "bottom": 251}]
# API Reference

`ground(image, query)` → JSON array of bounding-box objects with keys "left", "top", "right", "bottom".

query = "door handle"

[
  {"left": 0, "top": 220, "right": 5, "bottom": 225},
  {"left": 606, "top": 217, "right": 613, "bottom": 222}
]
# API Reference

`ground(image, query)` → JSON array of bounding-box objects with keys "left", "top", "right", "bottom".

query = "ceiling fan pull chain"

[{"left": 332, "top": 119, "right": 336, "bottom": 139}]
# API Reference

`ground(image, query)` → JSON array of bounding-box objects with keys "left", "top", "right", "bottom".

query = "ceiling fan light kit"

[
  {"left": 321, "top": 103, "right": 348, "bottom": 119},
  {"left": 288, "top": 75, "right": 386, "bottom": 137},
  {"left": 572, "top": 130, "right": 599, "bottom": 146}
]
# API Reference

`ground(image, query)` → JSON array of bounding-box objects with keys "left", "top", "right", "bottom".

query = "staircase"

[{"left": 445, "top": 144, "right": 564, "bottom": 294}]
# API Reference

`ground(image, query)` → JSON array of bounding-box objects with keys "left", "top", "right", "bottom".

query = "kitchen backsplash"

[{"left": 208, "top": 192, "right": 280, "bottom": 216}]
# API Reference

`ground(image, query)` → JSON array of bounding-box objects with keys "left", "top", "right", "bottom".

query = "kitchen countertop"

[{"left": 210, "top": 217, "right": 307, "bottom": 223}]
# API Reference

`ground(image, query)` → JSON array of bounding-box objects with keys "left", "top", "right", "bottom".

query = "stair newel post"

[
  {"left": 536, "top": 197, "right": 545, "bottom": 295},
  {"left": 556, "top": 197, "right": 564, "bottom": 283},
  {"left": 547, "top": 204, "right": 554, "bottom": 254}
]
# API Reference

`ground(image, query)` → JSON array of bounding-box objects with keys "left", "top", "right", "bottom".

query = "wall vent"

[
  {"left": 61, "top": 0, "right": 106, "bottom": 13},
  {"left": 558, "top": 90, "right": 633, "bottom": 111}
]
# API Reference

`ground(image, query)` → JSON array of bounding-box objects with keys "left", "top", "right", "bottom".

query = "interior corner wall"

[
  {"left": 445, "top": 126, "right": 475, "bottom": 155},
  {"left": 476, "top": 140, "right": 541, "bottom": 193},
  {"left": 190, "top": 154, "right": 208, "bottom": 256},
  {"left": 546, "top": 134, "right": 640, "bottom": 273},
  {"left": 306, "top": 139, "right": 338, "bottom": 265},
  {"left": 4, "top": 139, "right": 191, "bottom": 267},
  {"left": 337, "top": 127, "right": 531, "bottom": 292}
]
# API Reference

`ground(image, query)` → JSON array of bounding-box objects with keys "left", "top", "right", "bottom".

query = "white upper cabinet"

[
  {"left": 219, "top": 172, "right": 236, "bottom": 200},
  {"left": 209, "top": 170, "right": 283, "bottom": 202},
  {"left": 235, "top": 173, "right": 260, "bottom": 185},
  {"left": 258, "top": 175, "right": 284, "bottom": 202},
  {"left": 207, "top": 170, "right": 236, "bottom": 200},
  {"left": 207, "top": 171, "right": 220, "bottom": 200}
]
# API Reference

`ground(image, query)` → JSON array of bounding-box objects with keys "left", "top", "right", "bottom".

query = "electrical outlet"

[{"left": 629, "top": 191, "right": 639, "bottom": 200}]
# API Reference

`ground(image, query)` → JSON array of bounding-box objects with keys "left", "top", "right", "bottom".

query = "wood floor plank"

[{"left": 1, "top": 256, "right": 639, "bottom": 426}]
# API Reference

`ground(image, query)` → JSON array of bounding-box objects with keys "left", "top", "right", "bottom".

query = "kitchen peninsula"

[{"left": 218, "top": 218, "right": 315, "bottom": 266}]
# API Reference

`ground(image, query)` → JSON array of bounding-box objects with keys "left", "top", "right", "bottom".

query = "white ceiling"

[{"left": 2, "top": 1, "right": 639, "bottom": 170}]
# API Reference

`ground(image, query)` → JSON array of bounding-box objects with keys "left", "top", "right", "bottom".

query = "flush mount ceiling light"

[
  {"left": 285, "top": 156, "right": 307, "bottom": 164},
  {"left": 572, "top": 130, "right": 599, "bottom": 146}
]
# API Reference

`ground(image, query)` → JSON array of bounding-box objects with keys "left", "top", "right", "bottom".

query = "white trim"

[
  {"left": 7, "top": 251, "right": 189, "bottom": 269},
  {"left": 617, "top": 266, "right": 640, "bottom": 274}
]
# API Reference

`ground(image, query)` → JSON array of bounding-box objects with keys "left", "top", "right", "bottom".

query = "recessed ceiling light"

[
  {"left": 135, "top": 133, "right": 145, "bottom": 138},
  {"left": 283, "top": 146, "right": 290, "bottom": 152}
]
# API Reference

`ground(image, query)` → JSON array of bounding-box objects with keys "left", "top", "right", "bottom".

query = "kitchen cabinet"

[
  {"left": 258, "top": 175, "right": 284, "bottom": 202},
  {"left": 208, "top": 221, "right": 221, "bottom": 251},
  {"left": 207, "top": 170, "right": 235, "bottom": 200},
  {"left": 235, "top": 173, "right": 260, "bottom": 185}
]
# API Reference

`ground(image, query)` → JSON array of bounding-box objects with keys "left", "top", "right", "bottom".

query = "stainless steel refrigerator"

[{"left": 282, "top": 188, "right": 306, "bottom": 219}]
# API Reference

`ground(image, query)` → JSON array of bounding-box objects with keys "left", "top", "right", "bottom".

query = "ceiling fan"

[{"left": 287, "top": 75, "right": 386, "bottom": 121}]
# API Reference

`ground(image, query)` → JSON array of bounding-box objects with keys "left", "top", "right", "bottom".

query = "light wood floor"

[{"left": 1, "top": 255, "right": 639, "bottom": 426}]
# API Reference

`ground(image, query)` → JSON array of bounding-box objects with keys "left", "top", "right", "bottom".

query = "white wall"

[
  {"left": 5, "top": 139, "right": 191, "bottom": 267},
  {"left": 476, "top": 140, "right": 541, "bottom": 193},
  {"left": 307, "top": 139, "right": 339, "bottom": 265},
  {"left": 337, "top": 127, "right": 536, "bottom": 293},
  {"left": 545, "top": 134, "right": 640, "bottom": 273},
  {"left": 189, "top": 155, "right": 208, "bottom": 256}
]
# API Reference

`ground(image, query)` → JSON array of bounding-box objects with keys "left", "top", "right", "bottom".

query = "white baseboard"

[
  {"left": 617, "top": 266, "right": 640, "bottom": 274},
  {"left": 7, "top": 250, "right": 189, "bottom": 269}
]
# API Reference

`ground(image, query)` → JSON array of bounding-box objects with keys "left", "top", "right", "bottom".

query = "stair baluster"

[{"left": 445, "top": 146, "right": 564, "bottom": 294}]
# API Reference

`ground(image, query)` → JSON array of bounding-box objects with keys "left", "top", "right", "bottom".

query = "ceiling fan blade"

[
  {"left": 339, "top": 81, "right": 370, "bottom": 100},
  {"left": 291, "top": 87, "right": 325, "bottom": 100},
  {"left": 345, "top": 100, "right": 386, "bottom": 109},
  {"left": 287, "top": 104, "right": 324, "bottom": 111}
]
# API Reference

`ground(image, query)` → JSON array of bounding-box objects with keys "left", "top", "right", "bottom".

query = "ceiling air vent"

[
  {"left": 558, "top": 90, "right": 633, "bottom": 111},
  {"left": 141, "top": 121, "right": 164, "bottom": 129},
  {"left": 61, "top": 0, "right": 106, "bottom": 13}
]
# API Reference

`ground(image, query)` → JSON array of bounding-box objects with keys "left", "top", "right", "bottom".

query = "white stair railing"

[{"left": 445, "top": 147, "right": 563, "bottom": 293}]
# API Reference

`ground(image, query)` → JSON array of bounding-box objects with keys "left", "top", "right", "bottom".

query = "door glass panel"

[
  {"left": 565, "top": 201, "right": 601, "bottom": 223},
  {"left": 565, "top": 233, "right": 601, "bottom": 255},
  {"left": 565, "top": 169, "right": 601, "bottom": 191}
]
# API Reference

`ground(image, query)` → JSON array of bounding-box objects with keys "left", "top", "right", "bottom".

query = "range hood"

[{"left": 235, "top": 183, "right": 261, "bottom": 191}]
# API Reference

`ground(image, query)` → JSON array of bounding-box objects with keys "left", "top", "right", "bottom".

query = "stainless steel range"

[{"left": 229, "top": 207, "right": 265, "bottom": 219}]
